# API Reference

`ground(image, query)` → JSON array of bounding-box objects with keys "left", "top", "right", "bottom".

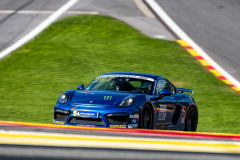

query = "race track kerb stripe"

[
  {"left": 0, "top": 130, "right": 240, "bottom": 154},
  {"left": 177, "top": 40, "right": 240, "bottom": 93},
  {"left": 1, "top": 121, "right": 240, "bottom": 140}
]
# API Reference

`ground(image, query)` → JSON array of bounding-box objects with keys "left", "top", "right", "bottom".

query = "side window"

[
  {"left": 155, "top": 79, "right": 170, "bottom": 95},
  {"left": 168, "top": 83, "right": 176, "bottom": 94},
  {"left": 164, "top": 82, "right": 171, "bottom": 91},
  {"left": 106, "top": 81, "right": 116, "bottom": 90},
  {"left": 129, "top": 81, "right": 141, "bottom": 88}
]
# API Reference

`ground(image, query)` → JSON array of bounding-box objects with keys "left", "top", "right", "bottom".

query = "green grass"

[{"left": 0, "top": 15, "right": 240, "bottom": 133}]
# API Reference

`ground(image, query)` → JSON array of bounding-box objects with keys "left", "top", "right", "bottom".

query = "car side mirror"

[
  {"left": 159, "top": 89, "right": 171, "bottom": 97},
  {"left": 77, "top": 84, "right": 84, "bottom": 90}
]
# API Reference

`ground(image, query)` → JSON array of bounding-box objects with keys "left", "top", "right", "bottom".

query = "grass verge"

[{"left": 0, "top": 15, "right": 239, "bottom": 133}]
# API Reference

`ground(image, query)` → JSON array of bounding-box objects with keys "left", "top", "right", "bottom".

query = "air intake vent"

[
  {"left": 54, "top": 112, "right": 69, "bottom": 121},
  {"left": 106, "top": 113, "right": 128, "bottom": 125},
  {"left": 171, "top": 105, "right": 181, "bottom": 125},
  {"left": 68, "top": 117, "right": 105, "bottom": 126}
]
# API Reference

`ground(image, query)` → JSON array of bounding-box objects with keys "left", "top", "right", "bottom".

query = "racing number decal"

[
  {"left": 158, "top": 105, "right": 167, "bottom": 120},
  {"left": 104, "top": 96, "right": 112, "bottom": 100}
]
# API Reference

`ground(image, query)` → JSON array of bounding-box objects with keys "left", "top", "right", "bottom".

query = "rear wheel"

[
  {"left": 141, "top": 104, "right": 153, "bottom": 129},
  {"left": 184, "top": 107, "right": 198, "bottom": 131}
]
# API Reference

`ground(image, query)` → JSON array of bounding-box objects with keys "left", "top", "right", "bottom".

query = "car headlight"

[
  {"left": 118, "top": 97, "right": 136, "bottom": 107},
  {"left": 58, "top": 93, "right": 69, "bottom": 104}
]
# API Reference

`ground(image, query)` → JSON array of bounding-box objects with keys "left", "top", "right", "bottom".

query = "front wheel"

[
  {"left": 184, "top": 107, "right": 198, "bottom": 131},
  {"left": 140, "top": 104, "right": 153, "bottom": 129}
]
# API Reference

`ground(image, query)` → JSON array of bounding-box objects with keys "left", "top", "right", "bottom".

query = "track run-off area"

[{"left": 1, "top": 0, "right": 240, "bottom": 159}]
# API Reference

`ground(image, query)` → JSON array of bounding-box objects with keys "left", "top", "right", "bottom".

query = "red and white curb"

[{"left": 145, "top": 0, "right": 240, "bottom": 93}]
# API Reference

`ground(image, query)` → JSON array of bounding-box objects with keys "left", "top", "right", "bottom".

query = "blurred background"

[{"left": 0, "top": 0, "right": 240, "bottom": 159}]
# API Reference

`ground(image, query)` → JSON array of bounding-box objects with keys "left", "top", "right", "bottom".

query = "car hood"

[{"left": 71, "top": 90, "right": 134, "bottom": 105}]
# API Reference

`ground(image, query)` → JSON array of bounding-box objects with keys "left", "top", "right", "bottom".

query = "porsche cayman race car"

[{"left": 54, "top": 72, "right": 198, "bottom": 131}]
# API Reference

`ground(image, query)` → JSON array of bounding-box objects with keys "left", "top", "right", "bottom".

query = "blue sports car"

[{"left": 54, "top": 72, "right": 198, "bottom": 131}]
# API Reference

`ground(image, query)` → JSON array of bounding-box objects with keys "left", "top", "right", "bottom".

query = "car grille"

[
  {"left": 54, "top": 112, "right": 69, "bottom": 121},
  {"left": 106, "top": 113, "right": 128, "bottom": 125},
  {"left": 68, "top": 117, "right": 105, "bottom": 126}
]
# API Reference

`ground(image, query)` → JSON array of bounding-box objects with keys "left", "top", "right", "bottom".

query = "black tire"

[
  {"left": 184, "top": 107, "right": 198, "bottom": 131},
  {"left": 140, "top": 104, "right": 153, "bottom": 129}
]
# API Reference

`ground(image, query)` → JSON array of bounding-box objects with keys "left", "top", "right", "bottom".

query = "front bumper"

[{"left": 53, "top": 104, "right": 140, "bottom": 128}]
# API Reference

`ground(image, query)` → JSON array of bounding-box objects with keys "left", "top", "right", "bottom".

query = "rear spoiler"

[{"left": 177, "top": 88, "right": 194, "bottom": 94}]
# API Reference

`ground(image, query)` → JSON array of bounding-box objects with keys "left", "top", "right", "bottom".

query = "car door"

[{"left": 154, "top": 79, "right": 179, "bottom": 127}]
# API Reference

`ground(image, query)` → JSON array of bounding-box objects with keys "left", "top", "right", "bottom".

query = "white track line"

[
  {"left": 133, "top": 0, "right": 155, "bottom": 18},
  {"left": 0, "top": 0, "right": 79, "bottom": 60},
  {"left": 145, "top": 0, "right": 240, "bottom": 89},
  {"left": 0, "top": 10, "right": 98, "bottom": 14}
]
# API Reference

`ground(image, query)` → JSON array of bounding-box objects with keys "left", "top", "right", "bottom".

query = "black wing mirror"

[{"left": 77, "top": 84, "right": 84, "bottom": 90}]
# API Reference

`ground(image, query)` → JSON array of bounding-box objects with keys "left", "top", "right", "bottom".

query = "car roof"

[{"left": 100, "top": 72, "right": 164, "bottom": 81}]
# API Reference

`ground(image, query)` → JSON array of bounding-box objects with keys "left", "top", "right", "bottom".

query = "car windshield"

[{"left": 85, "top": 75, "right": 154, "bottom": 94}]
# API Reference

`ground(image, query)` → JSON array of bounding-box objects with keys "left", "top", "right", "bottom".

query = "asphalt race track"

[
  {"left": 1, "top": 145, "right": 240, "bottom": 160},
  {"left": 155, "top": 0, "right": 240, "bottom": 82},
  {"left": 0, "top": 0, "right": 174, "bottom": 54},
  {"left": 1, "top": 0, "right": 240, "bottom": 159}
]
